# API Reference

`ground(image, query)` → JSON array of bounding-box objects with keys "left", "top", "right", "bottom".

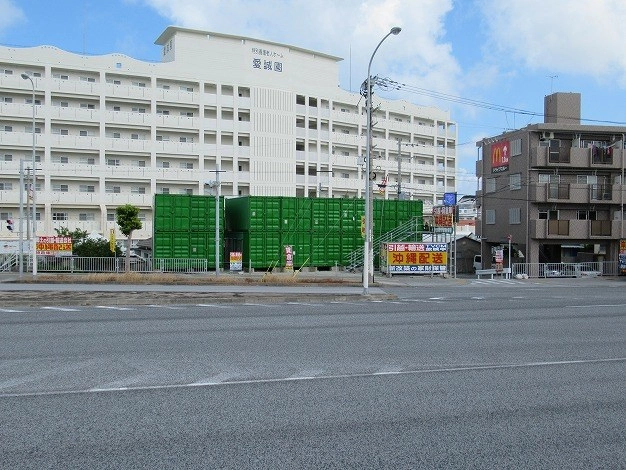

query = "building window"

[
  {"left": 0, "top": 183, "right": 13, "bottom": 190},
  {"left": 52, "top": 212, "right": 68, "bottom": 221},
  {"left": 52, "top": 184, "right": 69, "bottom": 192},
  {"left": 180, "top": 188, "right": 193, "bottom": 195},
  {"left": 485, "top": 178, "right": 496, "bottom": 193},
  {"left": 107, "top": 213, "right": 115, "bottom": 221},
  {"left": 161, "top": 187, "right": 170, "bottom": 194},
  {"left": 510, "top": 138, "right": 522, "bottom": 157},
  {"left": 80, "top": 157, "right": 96, "bottom": 165},
  {"left": 105, "top": 186, "right": 121, "bottom": 194},
  {"left": 485, "top": 209, "right": 496, "bottom": 225},
  {"left": 509, "top": 207, "right": 521, "bottom": 224},
  {"left": 131, "top": 134, "right": 139, "bottom": 140},
  {"left": 79, "top": 185, "right": 95, "bottom": 193},
  {"left": 509, "top": 173, "right": 521, "bottom": 190},
  {"left": 160, "top": 161, "right": 170, "bottom": 169},
  {"left": 131, "top": 186, "right": 146, "bottom": 194},
  {"left": 52, "top": 156, "right": 69, "bottom": 164},
  {"left": 133, "top": 160, "right": 146, "bottom": 167},
  {"left": 79, "top": 213, "right": 95, "bottom": 221},
  {"left": 79, "top": 130, "right": 88, "bottom": 137},
  {"left": 3, "top": 154, "right": 13, "bottom": 162},
  {"left": 113, "top": 132, "right": 121, "bottom": 139},
  {"left": 106, "top": 159, "right": 120, "bottom": 166},
  {"left": 4, "top": 126, "right": 12, "bottom": 132},
  {"left": 180, "top": 162, "right": 193, "bottom": 169}
]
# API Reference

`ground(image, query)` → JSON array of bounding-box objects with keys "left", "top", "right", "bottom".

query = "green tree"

[
  {"left": 116, "top": 204, "right": 142, "bottom": 272},
  {"left": 55, "top": 227, "right": 121, "bottom": 257}
]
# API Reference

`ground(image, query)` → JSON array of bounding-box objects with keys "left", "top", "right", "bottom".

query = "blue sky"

[{"left": 2, "top": 0, "right": 625, "bottom": 196}]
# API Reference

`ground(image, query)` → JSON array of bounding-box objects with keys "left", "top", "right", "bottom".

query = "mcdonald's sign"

[{"left": 491, "top": 140, "right": 510, "bottom": 173}]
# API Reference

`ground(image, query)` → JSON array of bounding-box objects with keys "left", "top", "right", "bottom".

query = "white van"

[{"left": 473, "top": 255, "right": 482, "bottom": 272}]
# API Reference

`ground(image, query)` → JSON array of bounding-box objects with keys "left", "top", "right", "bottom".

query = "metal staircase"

[
  {"left": 346, "top": 216, "right": 423, "bottom": 271},
  {"left": 0, "top": 253, "right": 16, "bottom": 272}
]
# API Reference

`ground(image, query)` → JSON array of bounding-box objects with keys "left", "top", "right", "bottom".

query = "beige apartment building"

[{"left": 476, "top": 92, "right": 626, "bottom": 268}]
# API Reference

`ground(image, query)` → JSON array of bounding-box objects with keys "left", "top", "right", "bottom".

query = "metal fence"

[
  {"left": 33, "top": 257, "right": 209, "bottom": 273},
  {"left": 512, "top": 261, "right": 619, "bottom": 278}
]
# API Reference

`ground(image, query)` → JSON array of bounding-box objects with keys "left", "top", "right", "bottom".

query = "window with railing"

[
  {"left": 548, "top": 182, "right": 569, "bottom": 199},
  {"left": 548, "top": 220, "right": 569, "bottom": 235},
  {"left": 591, "top": 220, "right": 611, "bottom": 236},
  {"left": 592, "top": 146, "right": 613, "bottom": 164},
  {"left": 591, "top": 184, "right": 612, "bottom": 200}
]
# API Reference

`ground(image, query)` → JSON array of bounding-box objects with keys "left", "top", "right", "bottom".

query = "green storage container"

[
  {"left": 225, "top": 196, "right": 281, "bottom": 232},
  {"left": 245, "top": 230, "right": 281, "bottom": 270},
  {"left": 312, "top": 198, "right": 342, "bottom": 232}
]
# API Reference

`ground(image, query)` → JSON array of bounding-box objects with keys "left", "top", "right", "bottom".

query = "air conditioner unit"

[{"left": 541, "top": 131, "right": 555, "bottom": 140}]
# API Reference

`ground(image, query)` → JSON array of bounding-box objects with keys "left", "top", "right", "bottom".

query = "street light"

[
  {"left": 21, "top": 73, "right": 37, "bottom": 276},
  {"left": 363, "top": 26, "right": 401, "bottom": 294}
]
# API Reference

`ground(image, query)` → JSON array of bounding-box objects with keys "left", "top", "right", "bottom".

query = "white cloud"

[
  {"left": 479, "top": 0, "right": 626, "bottom": 86},
  {"left": 0, "top": 0, "right": 24, "bottom": 34}
]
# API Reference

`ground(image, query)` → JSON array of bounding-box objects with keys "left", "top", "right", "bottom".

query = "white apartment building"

[{"left": 0, "top": 26, "right": 457, "bottom": 240}]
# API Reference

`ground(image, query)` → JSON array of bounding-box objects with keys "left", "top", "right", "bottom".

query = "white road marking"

[
  {"left": 0, "top": 308, "right": 25, "bottom": 313},
  {"left": 567, "top": 303, "right": 626, "bottom": 308},
  {"left": 41, "top": 306, "right": 80, "bottom": 312},
  {"left": 2, "top": 357, "right": 623, "bottom": 398},
  {"left": 95, "top": 306, "right": 135, "bottom": 311},
  {"left": 196, "top": 304, "right": 233, "bottom": 309}
]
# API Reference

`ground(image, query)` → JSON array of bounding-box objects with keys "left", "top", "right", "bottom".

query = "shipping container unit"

[
  {"left": 153, "top": 194, "right": 225, "bottom": 270},
  {"left": 224, "top": 196, "right": 424, "bottom": 271}
]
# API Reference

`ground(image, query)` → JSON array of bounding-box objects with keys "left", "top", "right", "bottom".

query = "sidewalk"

[{"left": 0, "top": 270, "right": 470, "bottom": 306}]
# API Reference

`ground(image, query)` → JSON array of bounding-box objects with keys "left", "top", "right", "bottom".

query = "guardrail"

[
  {"left": 33, "top": 257, "right": 209, "bottom": 273},
  {"left": 512, "top": 261, "right": 618, "bottom": 278}
]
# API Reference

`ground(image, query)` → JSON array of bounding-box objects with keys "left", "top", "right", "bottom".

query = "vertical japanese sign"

[
  {"left": 380, "top": 242, "right": 448, "bottom": 274},
  {"left": 433, "top": 205, "right": 454, "bottom": 233},
  {"left": 109, "top": 229, "right": 116, "bottom": 254},
  {"left": 619, "top": 240, "right": 626, "bottom": 273},
  {"left": 491, "top": 140, "right": 510, "bottom": 173},
  {"left": 284, "top": 245, "right": 293, "bottom": 270}
]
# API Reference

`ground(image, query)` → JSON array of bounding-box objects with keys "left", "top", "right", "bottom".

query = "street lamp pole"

[
  {"left": 363, "top": 26, "right": 401, "bottom": 294},
  {"left": 21, "top": 73, "right": 37, "bottom": 276}
]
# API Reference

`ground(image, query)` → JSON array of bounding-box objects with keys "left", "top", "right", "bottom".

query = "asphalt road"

[{"left": 0, "top": 279, "right": 624, "bottom": 469}]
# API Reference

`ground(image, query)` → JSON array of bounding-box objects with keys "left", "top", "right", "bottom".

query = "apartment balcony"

[
  {"left": 330, "top": 155, "right": 358, "bottom": 168},
  {"left": 154, "top": 88, "right": 197, "bottom": 105},
  {"left": 0, "top": 130, "right": 43, "bottom": 147},
  {"left": 48, "top": 192, "right": 100, "bottom": 204},
  {"left": 50, "top": 134, "right": 100, "bottom": 150},
  {"left": 332, "top": 132, "right": 361, "bottom": 145},
  {"left": 155, "top": 140, "right": 198, "bottom": 155},
  {"left": 236, "top": 121, "right": 251, "bottom": 132},
  {"left": 529, "top": 219, "right": 616, "bottom": 239},
  {"left": 331, "top": 110, "right": 362, "bottom": 125},
  {"left": 104, "top": 83, "right": 152, "bottom": 100},
  {"left": 235, "top": 96, "right": 251, "bottom": 109},
  {"left": 531, "top": 183, "right": 623, "bottom": 205},
  {"left": 155, "top": 114, "right": 197, "bottom": 129},
  {"left": 48, "top": 106, "right": 100, "bottom": 124},
  {"left": 105, "top": 137, "right": 151, "bottom": 152},
  {"left": 103, "top": 193, "right": 151, "bottom": 206},
  {"left": 331, "top": 176, "right": 364, "bottom": 190},
  {"left": 235, "top": 171, "right": 250, "bottom": 184},
  {"left": 0, "top": 102, "right": 43, "bottom": 120},
  {"left": 52, "top": 79, "right": 101, "bottom": 95},
  {"left": 531, "top": 145, "right": 625, "bottom": 170},
  {"left": 414, "top": 124, "right": 436, "bottom": 137}
]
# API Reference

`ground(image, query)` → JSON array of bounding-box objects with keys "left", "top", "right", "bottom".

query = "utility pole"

[{"left": 205, "top": 166, "right": 225, "bottom": 275}]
